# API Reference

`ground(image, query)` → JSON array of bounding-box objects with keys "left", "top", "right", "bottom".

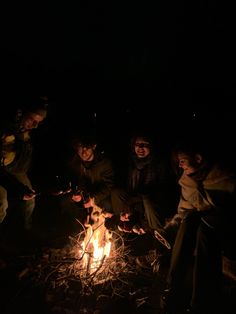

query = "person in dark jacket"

[
  {"left": 116, "top": 132, "right": 178, "bottom": 235},
  {"left": 0, "top": 98, "right": 48, "bottom": 230},
  {"left": 161, "top": 140, "right": 236, "bottom": 314},
  {"left": 58, "top": 134, "right": 122, "bottom": 229}
]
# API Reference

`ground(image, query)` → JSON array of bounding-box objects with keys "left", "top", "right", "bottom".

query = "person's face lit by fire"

[
  {"left": 21, "top": 112, "right": 46, "bottom": 131},
  {"left": 177, "top": 153, "right": 203, "bottom": 175},
  {"left": 76, "top": 144, "right": 97, "bottom": 162},
  {"left": 134, "top": 137, "right": 151, "bottom": 158}
]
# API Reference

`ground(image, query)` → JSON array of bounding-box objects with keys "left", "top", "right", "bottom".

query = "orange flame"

[{"left": 79, "top": 204, "right": 112, "bottom": 274}]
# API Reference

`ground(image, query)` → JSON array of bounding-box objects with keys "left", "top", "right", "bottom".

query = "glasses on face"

[
  {"left": 135, "top": 142, "right": 150, "bottom": 148},
  {"left": 77, "top": 144, "right": 93, "bottom": 150}
]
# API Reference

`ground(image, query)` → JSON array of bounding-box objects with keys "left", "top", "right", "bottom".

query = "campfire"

[
  {"left": 14, "top": 202, "right": 161, "bottom": 314},
  {"left": 31, "top": 201, "right": 133, "bottom": 298},
  {"left": 79, "top": 223, "right": 112, "bottom": 275},
  {"left": 71, "top": 203, "right": 116, "bottom": 283}
]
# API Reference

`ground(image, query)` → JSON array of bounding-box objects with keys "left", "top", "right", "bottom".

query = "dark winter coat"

[{"left": 67, "top": 152, "right": 115, "bottom": 205}]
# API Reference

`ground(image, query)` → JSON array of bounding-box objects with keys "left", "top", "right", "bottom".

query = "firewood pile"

[
  {"left": 33, "top": 231, "right": 133, "bottom": 292},
  {"left": 14, "top": 231, "right": 163, "bottom": 314}
]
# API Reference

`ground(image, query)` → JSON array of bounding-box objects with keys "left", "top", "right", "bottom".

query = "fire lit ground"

[{"left": 0, "top": 195, "right": 236, "bottom": 314}]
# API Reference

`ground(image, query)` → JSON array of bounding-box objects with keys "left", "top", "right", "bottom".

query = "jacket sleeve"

[{"left": 92, "top": 159, "right": 115, "bottom": 204}]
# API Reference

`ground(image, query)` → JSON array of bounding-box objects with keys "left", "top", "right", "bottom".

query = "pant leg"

[
  {"left": 110, "top": 188, "right": 129, "bottom": 215},
  {"left": 21, "top": 198, "right": 35, "bottom": 230},
  {"left": 166, "top": 212, "right": 201, "bottom": 310},
  {"left": 191, "top": 221, "right": 222, "bottom": 312},
  {"left": 142, "top": 197, "right": 163, "bottom": 230},
  {"left": 0, "top": 185, "right": 8, "bottom": 223},
  {"left": 12, "top": 173, "right": 35, "bottom": 230}
]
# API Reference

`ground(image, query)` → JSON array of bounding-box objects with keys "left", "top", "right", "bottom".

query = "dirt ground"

[{"left": 0, "top": 195, "right": 236, "bottom": 314}]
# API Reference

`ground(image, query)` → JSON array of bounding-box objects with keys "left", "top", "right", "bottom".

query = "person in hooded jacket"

[{"left": 160, "top": 140, "right": 236, "bottom": 314}]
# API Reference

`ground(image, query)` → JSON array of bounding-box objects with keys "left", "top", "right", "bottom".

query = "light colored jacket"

[{"left": 169, "top": 164, "right": 236, "bottom": 228}]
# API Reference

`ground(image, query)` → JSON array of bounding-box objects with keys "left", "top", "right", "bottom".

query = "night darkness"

[
  {"left": 1, "top": 3, "right": 236, "bottom": 314},
  {"left": 2, "top": 2, "right": 236, "bottom": 169}
]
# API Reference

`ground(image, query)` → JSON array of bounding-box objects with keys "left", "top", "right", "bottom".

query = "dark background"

[
  {"left": 1, "top": 5, "right": 236, "bottom": 313},
  {"left": 2, "top": 1, "right": 236, "bottom": 175},
  {"left": 2, "top": 2, "right": 234, "bottom": 103}
]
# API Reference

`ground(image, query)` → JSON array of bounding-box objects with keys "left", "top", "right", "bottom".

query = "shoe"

[
  {"left": 160, "top": 288, "right": 188, "bottom": 314},
  {"left": 135, "top": 250, "right": 160, "bottom": 270},
  {"left": 135, "top": 255, "right": 151, "bottom": 269},
  {"left": 160, "top": 288, "right": 171, "bottom": 310}
]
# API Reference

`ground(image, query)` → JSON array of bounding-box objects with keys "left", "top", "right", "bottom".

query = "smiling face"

[
  {"left": 134, "top": 137, "right": 151, "bottom": 158},
  {"left": 21, "top": 112, "right": 46, "bottom": 130},
  {"left": 76, "top": 144, "right": 97, "bottom": 162}
]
